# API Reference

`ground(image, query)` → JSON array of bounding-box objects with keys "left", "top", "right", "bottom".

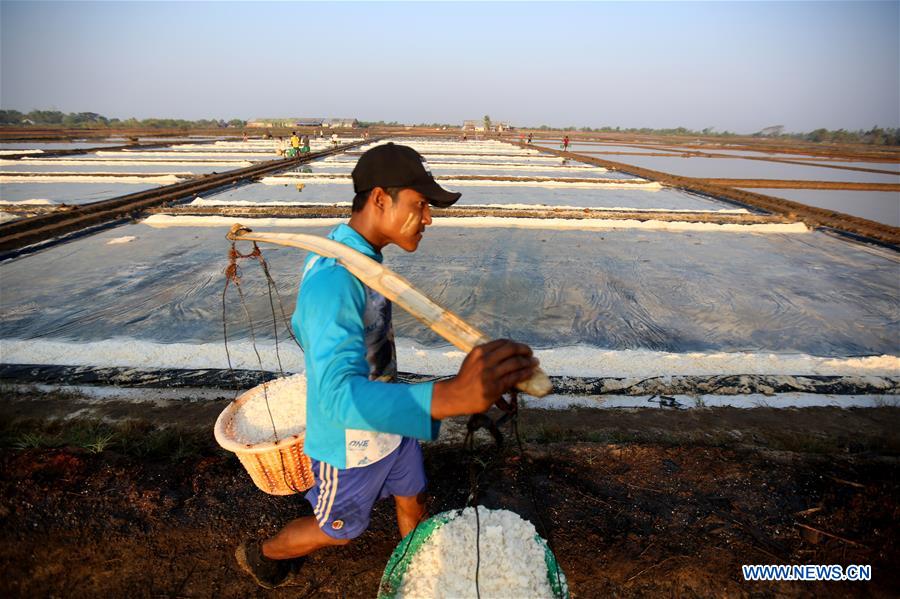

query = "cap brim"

[{"left": 412, "top": 180, "right": 462, "bottom": 208}]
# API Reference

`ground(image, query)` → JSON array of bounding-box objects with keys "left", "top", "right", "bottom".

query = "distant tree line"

[
  {"left": 537, "top": 125, "right": 744, "bottom": 137},
  {"left": 0, "top": 110, "right": 246, "bottom": 129},
  {"left": 2, "top": 110, "right": 897, "bottom": 145},
  {"left": 358, "top": 120, "right": 402, "bottom": 127},
  {"left": 529, "top": 124, "right": 899, "bottom": 146},
  {"left": 800, "top": 126, "right": 900, "bottom": 146}
]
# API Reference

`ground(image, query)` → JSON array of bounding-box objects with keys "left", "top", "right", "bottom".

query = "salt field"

[
  {"left": 197, "top": 181, "right": 730, "bottom": 211},
  {"left": 1, "top": 136, "right": 898, "bottom": 399},
  {"left": 0, "top": 213, "right": 895, "bottom": 356},
  {"left": 0, "top": 181, "right": 171, "bottom": 204},
  {"left": 0, "top": 141, "right": 130, "bottom": 151},
  {"left": 739, "top": 188, "right": 900, "bottom": 227},
  {"left": 0, "top": 138, "right": 301, "bottom": 214},
  {"left": 547, "top": 152, "right": 900, "bottom": 184}
]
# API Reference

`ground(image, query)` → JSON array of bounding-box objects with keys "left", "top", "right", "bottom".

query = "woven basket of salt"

[{"left": 214, "top": 374, "right": 314, "bottom": 495}]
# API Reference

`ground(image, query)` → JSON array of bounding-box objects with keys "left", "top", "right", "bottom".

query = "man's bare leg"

[
  {"left": 262, "top": 515, "right": 349, "bottom": 560},
  {"left": 394, "top": 493, "right": 428, "bottom": 538}
]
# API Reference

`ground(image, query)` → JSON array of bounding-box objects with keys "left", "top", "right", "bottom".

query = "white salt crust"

[
  {"left": 188, "top": 197, "right": 748, "bottom": 214},
  {"left": 141, "top": 213, "right": 809, "bottom": 234},
  {"left": 258, "top": 176, "right": 657, "bottom": 190},
  {"left": 230, "top": 374, "right": 307, "bottom": 444},
  {"left": 2, "top": 338, "right": 897, "bottom": 379},
  {"left": 106, "top": 236, "right": 136, "bottom": 245},
  {"left": 0, "top": 199, "right": 55, "bottom": 205},
  {"left": 0, "top": 175, "right": 184, "bottom": 185},
  {"left": 0, "top": 159, "right": 254, "bottom": 167},
  {"left": 398, "top": 508, "right": 557, "bottom": 599}
]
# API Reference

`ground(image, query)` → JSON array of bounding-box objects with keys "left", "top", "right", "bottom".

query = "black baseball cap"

[{"left": 351, "top": 143, "right": 461, "bottom": 208}]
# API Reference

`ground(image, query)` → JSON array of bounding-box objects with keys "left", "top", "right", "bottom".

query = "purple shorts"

[{"left": 306, "top": 437, "right": 427, "bottom": 540}]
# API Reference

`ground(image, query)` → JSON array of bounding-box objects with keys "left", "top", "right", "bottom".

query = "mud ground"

[{"left": 1, "top": 388, "right": 898, "bottom": 598}]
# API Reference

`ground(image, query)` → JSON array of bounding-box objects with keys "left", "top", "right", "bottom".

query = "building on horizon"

[
  {"left": 294, "top": 118, "right": 325, "bottom": 127},
  {"left": 462, "top": 119, "right": 514, "bottom": 132},
  {"left": 323, "top": 118, "right": 359, "bottom": 128}
]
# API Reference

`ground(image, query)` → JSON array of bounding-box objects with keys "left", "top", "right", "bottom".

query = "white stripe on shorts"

[
  {"left": 319, "top": 464, "right": 339, "bottom": 526},
  {"left": 316, "top": 464, "right": 334, "bottom": 524},
  {"left": 313, "top": 461, "right": 328, "bottom": 519}
]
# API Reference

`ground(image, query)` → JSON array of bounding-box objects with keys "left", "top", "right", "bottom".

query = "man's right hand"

[{"left": 431, "top": 339, "right": 538, "bottom": 420}]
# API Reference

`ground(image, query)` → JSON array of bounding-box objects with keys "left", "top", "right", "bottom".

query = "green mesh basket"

[{"left": 377, "top": 508, "right": 568, "bottom": 599}]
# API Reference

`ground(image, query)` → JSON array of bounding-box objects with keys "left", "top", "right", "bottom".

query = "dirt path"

[{"left": 1, "top": 399, "right": 898, "bottom": 598}]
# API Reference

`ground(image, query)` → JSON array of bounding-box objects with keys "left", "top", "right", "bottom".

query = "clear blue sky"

[{"left": 1, "top": 1, "right": 898, "bottom": 132}]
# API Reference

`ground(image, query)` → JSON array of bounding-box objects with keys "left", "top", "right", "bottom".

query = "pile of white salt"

[
  {"left": 398, "top": 508, "right": 559, "bottom": 598},
  {"left": 231, "top": 374, "right": 307, "bottom": 444}
]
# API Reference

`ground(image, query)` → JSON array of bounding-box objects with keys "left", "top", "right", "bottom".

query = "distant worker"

[
  {"left": 300, "top": 134, "right": 310, "bottom": 154},
  {"left": 275, "top": 136, "right": 286, "bottom": 157},
  {"left": 243, "top": 132, "right": 249, "bottom": 143},
  {"left": 289, "top": 131, "right": 301, "bottom": 158},
  {"left": 331, "top": 132, "right": 339, "bottom": 147},
  {"left": 527, "top": 133, "right": 533, "bottom": 144},
  {"left": 562, "top": 135, "right": 570, "bottom": 152}
]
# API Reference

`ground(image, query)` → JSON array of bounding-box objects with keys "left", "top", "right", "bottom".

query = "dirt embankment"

[{"left": 1, "top": 395, "right": 898, "bottom": 598}]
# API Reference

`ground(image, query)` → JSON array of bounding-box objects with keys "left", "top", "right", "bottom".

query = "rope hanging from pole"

[{"left": 221, "top": 237, "right": 305, "bottom": 493}]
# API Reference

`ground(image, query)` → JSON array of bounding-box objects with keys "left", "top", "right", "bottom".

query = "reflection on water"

[
  {"left": 0, "top": 142, "right": 127, "bottom": 151},
  {"left": 1, "top": 222, "right": 897, "bottom": 357},
  {"left": 575, "top": 154, "right": 900, "bottom": 184},
  {"left": 1, "top": 163, "right": 222, "bottom": 175},
  {"left": 741, "top": 188, "right": 900, "bottom": 227},
  {"left": 540, "top": 143, "right": 682, "bottom": 155},
  {"left": 0, "top": 182, "right": 163, "bottom": 204}
]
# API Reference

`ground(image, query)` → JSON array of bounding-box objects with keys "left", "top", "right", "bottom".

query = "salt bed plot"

[
  {"left": 796, "top": 160, "right": 900, "bottom": 174},
  {"left": 1, "top": 218, "right": 897, "bottom": 360},
  {"left": 0, "top": 182, "right": 164, "bottom": 204},
  {"left": 194, "top": 179, "right": 731, "bottom": 211},
  {"left": 311, "top": 163, "right": 625, "bottom": 180},
  {"left": 357, "top": 139, "right": 518, "bottom": 151},
  {"left": 653, "top": 148, "right": 900, "bottom": 169},
  {"left": 326, "top": 153, "right": 564, "bottom": 165},
  {"left": 134, "top": 137, "right": 222, "bottom": 144},
  {"left": 46, "top": 154, "right": 259, "bottom": 166},
  {"left": 739, "top": 188, "right": 900, "bottom": 228},
  {"left": 98, "top": 150, "right": 273, "bottom": 161},
  {"left": 0, "top": 162, "right": 212, "bottom": 175},
  {"left": 1, "top": 159, "right": 252, "bottom": 175},
  {"left": 594, "top": 154, "right": 900, "bottom": 184},
  {"left": 0, "top": 141, "right": 126, "bottom": 151},
  {"left": 537, "top": 142, "right": 682, "bottom": 155}
]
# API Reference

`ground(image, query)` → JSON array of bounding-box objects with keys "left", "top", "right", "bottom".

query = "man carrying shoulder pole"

[{"left": 235, "top": 143, "right": 538, "bottom": 589}]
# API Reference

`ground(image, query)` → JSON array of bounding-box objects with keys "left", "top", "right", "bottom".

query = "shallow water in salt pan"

[
  {"left": 1, "top": 136, "right": 897, "bottom": 382},
  {"left": 0, "top": 182, "right": 165, "bottom": 204},
  {"left": 0, "top": 221, "right": 896, "bottom": 357},
  {"left": 739, "top": 188, "right": 900, "bottom": 227},
  {"left": 204, "top": 180, "right": 730, "bottom": 211}
]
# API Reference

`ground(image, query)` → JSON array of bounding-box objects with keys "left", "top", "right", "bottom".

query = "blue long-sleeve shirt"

[{"left": 292, "top": 223, "right": 441, "bottom": 469}]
